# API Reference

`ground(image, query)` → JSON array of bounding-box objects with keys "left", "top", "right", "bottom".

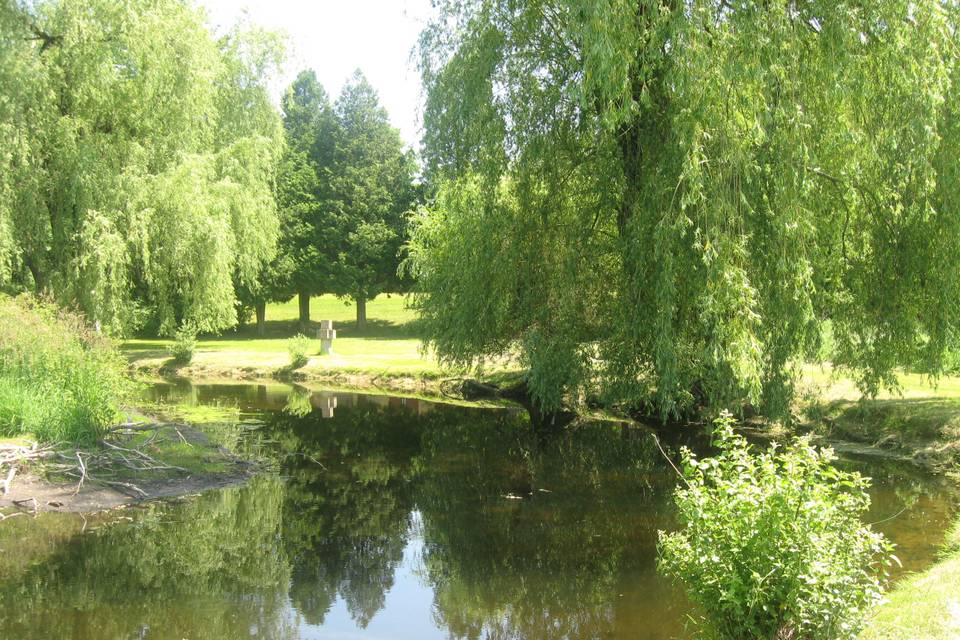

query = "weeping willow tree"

[
  {"left": 0, "top": 0, "right": 285, "bottom": 334},
  {"left": 409, "top": 0, "right": 960, "bottom": 419}
]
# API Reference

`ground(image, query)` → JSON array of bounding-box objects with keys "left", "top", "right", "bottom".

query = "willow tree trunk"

[
  {"left": 255, "top": 301, "right": 266, "bottom": 337},
  {"left": 356, "top": 297, "right": 367, "bottom": 330},
  {"left": 26, "top": 260, "right": 47, "bottom": 294},
  {"left": 298, "top": 292, "right": 310, "bottom": 331}
]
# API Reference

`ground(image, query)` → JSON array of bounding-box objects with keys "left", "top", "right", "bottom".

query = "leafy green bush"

[
  {"left": 658, "top": 413, "right": 892, "bottom": 640},
  {"left": 0, "top": 295, "right": 130, "bottom": 443},
  {"left": 169, "top": 327, "right": 197, "bottom": 364},
  {"left": 287, "top": 334, "right": 311, "bottom": 370}
]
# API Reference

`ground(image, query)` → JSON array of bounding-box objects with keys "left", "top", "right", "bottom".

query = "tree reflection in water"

[
  {"left": 267, "top": 392, "right": 685, "bottom": 639},
  {"left": 1, "top": 386, "right": 951, "bottom": 639}
]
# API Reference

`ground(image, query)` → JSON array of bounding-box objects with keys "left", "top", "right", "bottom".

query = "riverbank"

[
  {"left": 799, "top": 365, "right": 960, "bottom": 474},
  {"left": 126, "top": 341, "right": 960, "bottom": 474},
  {"left": 860, "top": 516, "right": 960, "bottom": 639},
  {"left": 123, "top": 295, "right": 960, "bottom": 464},
  {"left": 123, "top": 294, "right": 524, "bottom": 398},
  {"left": 0, "top": 413, "right": 262, "bottom": 515}
]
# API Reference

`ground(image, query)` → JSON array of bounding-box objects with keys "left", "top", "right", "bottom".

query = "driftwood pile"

[{"left": 1, "top": 422, "right": 196, "bottom": 517}]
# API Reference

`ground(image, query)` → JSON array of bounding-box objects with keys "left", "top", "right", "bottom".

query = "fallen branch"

[
  {"left": 2, "top": 465, "right": 17, "bottom": 496},
  {"left": 105, "top": 421, "right": 151, "bottom": 433},
  {"left": 99, "top": 439, "right": 188, "bottom": 472},
  {"left": 73, "top": 452, "right": 87, "bottom": 496},
  {"left": 12, "top": 497, "right": 38, "bottom": 515},
  {"left": 98, "top": 480, "right": 148, "bottom": 498},
  {"left": 174, "top": 428, "right": 192, "bottom": 447}
]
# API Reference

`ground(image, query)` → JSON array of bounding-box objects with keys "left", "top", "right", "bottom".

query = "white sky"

[{"left": 199, "top": 0, "right": 436, "bottom": 149}]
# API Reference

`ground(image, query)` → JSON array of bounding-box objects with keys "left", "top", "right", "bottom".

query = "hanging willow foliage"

[
  {"left": 409, "top": 0, "right": 960, "bottom": 418},
  {"left": 0, "top": 0, "right": 285, "bottom": 334}
]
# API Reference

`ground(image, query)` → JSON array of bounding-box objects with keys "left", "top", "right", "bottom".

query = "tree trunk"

[
  {"left": 356, "top": 296, "right": 367, "bottom": 330},
  {"left": 298, "top": 292, "right": 310, "bottom": 331},
  {"left": 255, "top": 301, "right": 266, "bottom": 337},
  {"left": 26, "top": 260, "right": 46, "bottom": 294}
]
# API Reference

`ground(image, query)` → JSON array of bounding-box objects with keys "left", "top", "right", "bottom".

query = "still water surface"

[{"left": 0, "top": 382, "right": 956, "bottom": 640}]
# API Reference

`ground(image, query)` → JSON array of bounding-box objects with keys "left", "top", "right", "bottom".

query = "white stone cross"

[{"left": 317, "top": 320, "right": 336, "bottom": 355}]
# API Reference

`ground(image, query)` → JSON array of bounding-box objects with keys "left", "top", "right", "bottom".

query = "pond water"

[{"left": 0, "top": 382, "right": 957, "bottom": 640}]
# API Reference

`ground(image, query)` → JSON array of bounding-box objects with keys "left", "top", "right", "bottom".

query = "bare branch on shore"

[
  {"left": 2, "top": 423, "right": 201, "bottom": 506},
  {"left": 73, "top": 452, "right": 87, "bottom": 496},
  {"left": 1, "top": 443, "right": 55, "bottom": 497}
]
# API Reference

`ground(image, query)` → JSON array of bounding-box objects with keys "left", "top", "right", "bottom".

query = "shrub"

[
  {"left": 0, "top": 295, "right": 130, "bottom": 443},
  {"left": 287, "top": 334, "right": 311, "bottom": 370},
  {"left": 658, "top": 413, "right": 893, "bottom": 640},
  {"left": 169, "top": 326, "right": 197, "bottom": 364}
]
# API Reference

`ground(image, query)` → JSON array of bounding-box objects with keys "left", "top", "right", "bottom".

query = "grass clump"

[
  {"left": 658, "top": 413, "right": 894, "bottom": 640},
  {"left": 0, "top": 295, "right": 130, "bottom": 443},
  {"left": 287, "top": 334, "right": 311, "bottom": 370}
]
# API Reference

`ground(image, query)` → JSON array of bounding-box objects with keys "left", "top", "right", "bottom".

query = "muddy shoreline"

[{"left": 0, "top": 467, "right": 255, "bottom": 514}]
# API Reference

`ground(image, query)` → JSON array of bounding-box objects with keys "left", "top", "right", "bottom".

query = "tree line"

[
  {"left": 249, "top": 69, "right": 419, "bottom": 333},
  {"left": 6, "top": 0, "right": 960, "bottom": 422},
  {"left": 0, "top": 0, "right": 417, "bottom": 336}
]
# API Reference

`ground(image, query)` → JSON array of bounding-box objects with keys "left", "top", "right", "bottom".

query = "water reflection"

[
  {"left": 0, "top": 476, "right": 292, "bottom": 639},
  {"left": 0, "top": 383, "right": 956, "bottom": 640}
]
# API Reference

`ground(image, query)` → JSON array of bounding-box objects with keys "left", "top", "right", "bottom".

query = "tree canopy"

[
  {"left": 279, "top": 70, "right": 339, "bottom": 329},
  {"left": 409, "top": 0, "right": 960, "bottom": 418},
  {"left": 0, "top": 0, "right": 285, "bottom": 334},
  {"left": 274, "top": 69, "right": 419, "bottom": 329},
  {"left": 327, "top": 72, "right": 419, "bottom": 328}
]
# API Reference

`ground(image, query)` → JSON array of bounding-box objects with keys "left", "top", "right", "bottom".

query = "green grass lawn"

[
  {"left": 122, "top": 293, "right": 453, "bottom": 379},
  {"left": 122, "top": 297, "right": 960, "bottom": 464},
  {"left": 800, "top": 363, "right": 960, "bottom": 470}
]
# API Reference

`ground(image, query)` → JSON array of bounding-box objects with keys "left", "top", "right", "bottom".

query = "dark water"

[{"left": 0, "top": 382, "right": 956, "bottom": 640}]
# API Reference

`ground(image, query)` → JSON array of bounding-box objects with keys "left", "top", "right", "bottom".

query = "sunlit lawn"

[
  {"left": 123, "top": 298, "right": 960, "bottom": 397},
  {"left": 801, "top": 362, "right": 960, "bottom": 402},
  {"left": 124, "top": 296, "right": 960, "bottom": 416},
  {"left": 122, "top": 293, "right": 447, "bottom": 377}
]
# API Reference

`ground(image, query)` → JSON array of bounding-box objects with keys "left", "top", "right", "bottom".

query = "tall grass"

[{"left": 0, "top": 295, "right": 130, "bottom": 443}]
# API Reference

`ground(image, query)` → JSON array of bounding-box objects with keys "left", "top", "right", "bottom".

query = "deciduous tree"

[
  {"left": 410, "top": 0, "right": 960, "bottom": 419},
  {"left": 0, "top": 0, "right": 285, "bottom": 334}
]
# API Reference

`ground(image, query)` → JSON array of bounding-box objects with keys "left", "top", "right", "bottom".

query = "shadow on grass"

[
  {"left": 117, "top": 341, "right": 194, "bottom": 373},
  {"left": 273, "top": 359, "right": 311, "bottom": 381},
  {"left": 158, "top": 357, "right": 193, "bottom": 375}
]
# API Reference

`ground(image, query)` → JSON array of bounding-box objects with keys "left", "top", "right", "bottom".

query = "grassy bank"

[
  {"left": 0, "top": 295, "right": 264, "bottom": 512},
  {"left": 798, "top": 366, "right": 960, "bottom": 638},
  {"left": 860, "top": 517, "right": 960, "bottom": 639},
  {"left": 0, "top": 296, "right": 130, "bottom": 442},
  {"left": 800, "top": 365, "right": 960, "bottom": 473},
  {"left": 123, "top": 294, "right": 519, "bottom": 392}
]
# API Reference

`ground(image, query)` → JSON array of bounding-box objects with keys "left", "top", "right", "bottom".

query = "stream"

[{"left": 0, "top": 381, "right": 956, "bottom": 639}]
